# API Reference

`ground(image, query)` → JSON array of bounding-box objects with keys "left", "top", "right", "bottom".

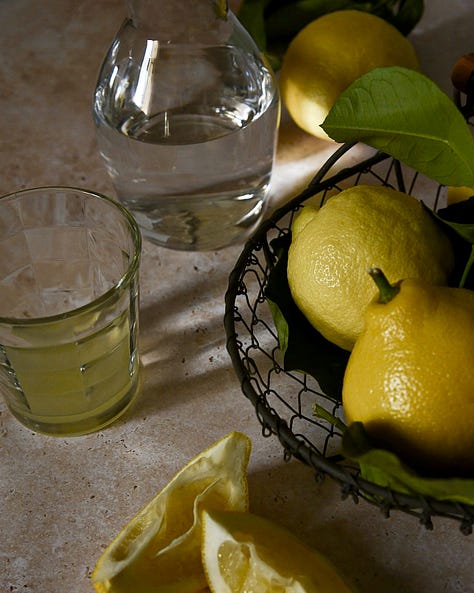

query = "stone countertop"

[{"left": 1, "top": 1, "right": 473, "bottom": 592}]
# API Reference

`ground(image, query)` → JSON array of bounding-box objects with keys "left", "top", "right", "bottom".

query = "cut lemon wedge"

[
  {"left": 201, "top": 510, "right": 356, "bottom": 593},
  {"left": 91, "top": 432, "right": 251, "bottom": 593}
]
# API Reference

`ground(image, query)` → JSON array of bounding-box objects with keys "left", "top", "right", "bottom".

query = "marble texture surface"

[{"left": 1, "top": 1, "right": 473, "bottom": 592}]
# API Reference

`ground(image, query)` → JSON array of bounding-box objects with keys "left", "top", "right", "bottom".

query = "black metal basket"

[{"left": 224, "top": 142, "right": 474, "bottom": 535}]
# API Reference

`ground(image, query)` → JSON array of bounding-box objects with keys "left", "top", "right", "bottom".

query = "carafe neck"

[{"left": 125, "top": 0, "right": 230, "bottom": 42}]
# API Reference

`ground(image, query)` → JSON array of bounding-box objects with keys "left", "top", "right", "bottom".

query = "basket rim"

[{"left": 224, "top": 142, "right": 474, "bottom": 534}]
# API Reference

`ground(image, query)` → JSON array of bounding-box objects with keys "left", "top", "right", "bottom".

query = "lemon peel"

[
  {"left": 447, "top": 185, "right": 474, "bottom": 205},
  {"left": 91, "top": 431, "right": 251, "bottom": 593}
]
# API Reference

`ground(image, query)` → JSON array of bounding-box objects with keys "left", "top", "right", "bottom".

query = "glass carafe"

[{"left": 93, "top": 0, "right": 280, "bottom": 251}]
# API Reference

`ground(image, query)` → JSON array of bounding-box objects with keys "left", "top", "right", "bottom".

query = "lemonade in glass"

[{"left": 0, "top": 187, "right": 141, "bottom": 436}]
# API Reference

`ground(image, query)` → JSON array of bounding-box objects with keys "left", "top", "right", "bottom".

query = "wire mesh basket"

[{"left": 224, "top": 142, "right": 474, "bottom": 535}]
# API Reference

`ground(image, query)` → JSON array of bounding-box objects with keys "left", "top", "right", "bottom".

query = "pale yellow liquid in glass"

[{"left": 4, "top": 309, "right": 138, "bottom": 435}]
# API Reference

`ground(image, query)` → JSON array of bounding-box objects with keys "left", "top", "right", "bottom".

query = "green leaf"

[
  {"left": 322, "top": 66, "right": 474, "bottom": 189},
  {"left": 343, "top": 423, "right": 474, "bottom": 505},
  {"left": 459, "top": 246, "right": 474, "bottom": 289},
  {"left": 238, "top": 0, "right": 269, "bottom": 51},
  {"left": 437, "top": 196, "right": 474, "bottom": 244},
  {"left": 264, "top": 233, "right": 349, "bottom": 400},
  {"left": 313, "top": 403, "right": 347, "bottom": 432},
  {"left": 430, "top": 197, "right": 474, "bottom": 288},
  {"left": 389, "top": 0, "right": 424, "bottom": 35},
  {"left": 265, "top": 0, "right": 353, "bottom": 44},
  {"left": 237, "top": 0, "right": 424, "bottom": 69}
]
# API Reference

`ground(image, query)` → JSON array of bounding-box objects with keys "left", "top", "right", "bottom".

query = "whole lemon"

[
  {"left": 343, "top": 270, "right": 474, "bottom": 476},
  {"left": 280, "top": 10, "right": 420, "bottom": 140},
  {"left": 287, "top": 185, "right": 455, "bottom": 351},
  {"left": 447, "top": 185, "right": 474, "bottom": 205}
]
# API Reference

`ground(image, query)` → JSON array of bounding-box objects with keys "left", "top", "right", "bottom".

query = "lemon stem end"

[{"left": 368, "top": 268, "right": 400, "bottom": 304}]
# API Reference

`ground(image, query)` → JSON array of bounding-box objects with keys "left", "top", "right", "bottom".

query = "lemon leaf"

[
  {"left": 459, "top": 246, "right": 474, "bottom": 289},
  {"left": 237, "top": 0, "right": 269, "bottom": 49},
  {"left": 322, "top": 66, "right": 474, "bottom": 189},
  {"left": 385, "top": 0, "right": 424, "bottom": 35},
  {"left": 343, "top": 423, "right": 474, "bottom": 505},
  {"left": 436, "top": 196, "right": 474, "bottom": 244},
  {"left": 312, "top": 403, "right": 347, "bottom": 433},
  {"left": 238, "top": 0, "right": 424, "bottom": 67},
  {"left": 430, "top": 197, "right": 474, "bottom": 288},
  {"left": 264, "top": 0, "right": 353, "bottom": 45},
  {"left": 264, "top": 0, "right": 422, "bottom": 42}
]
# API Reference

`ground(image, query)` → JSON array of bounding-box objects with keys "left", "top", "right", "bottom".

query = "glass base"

[{"left": 6, "top": 375, "right": 141, "bottom": 437}]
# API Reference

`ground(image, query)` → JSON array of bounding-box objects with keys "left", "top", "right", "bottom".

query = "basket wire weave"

[{"left": 224, "top": 142, "right": 474, "bottom": 535}]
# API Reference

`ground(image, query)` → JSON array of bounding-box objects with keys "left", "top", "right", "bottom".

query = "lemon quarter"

[
  {"left": 202, "top": 509, "right": 356, "bottom": 593},
  {"left": 91, "top": 431, "right": 251, "bottom": 593},
  {"left": 280, "top": 10, "right": 420, "bottom": 140}
]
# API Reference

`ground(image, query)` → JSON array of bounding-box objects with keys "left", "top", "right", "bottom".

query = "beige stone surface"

[{"left": 1, "top": 1, "right": 473, "bottom": 592}]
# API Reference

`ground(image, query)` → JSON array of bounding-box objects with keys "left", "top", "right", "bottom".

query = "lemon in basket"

[
  {"left": 91, "top": 431, "right": 251, "bottom": 593},
  {"left": 202, "top": 509, "right": 356, "bottom": 593},
  {"left": 279, "top": 9, "right": 420, "bottom": 140},
  {"left": 343, "top": 269, "right": 474, "bottom": 475},
  {"left": 287, "top": 184, "right": 455, "bottom": 351},
  {"left": 447, "top": 185, "right": 474, "bottom": 205}
]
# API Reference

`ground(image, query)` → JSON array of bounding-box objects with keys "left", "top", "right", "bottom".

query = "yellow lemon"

[
  {"left": 447, "top": 185, "right": 474, "bottom": 205},
  {"left": 91, "top": 431, "right": 251, "bottom": 593},
  {"left": 280, "top": 10, "right": 420, "bottom": 140},
  {"left": 343, "top": 270, "right": 474, "bottom": 476},
  {"left": 287, "top": 185, "right": 455, "bottom": 351},
  {"left": 201, "top": 509, "right": 356, "bottom": 593}
]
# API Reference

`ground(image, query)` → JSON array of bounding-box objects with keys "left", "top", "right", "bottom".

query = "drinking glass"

[{"left": 0, "top": 187, "right": 141, "bottom": 436}]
